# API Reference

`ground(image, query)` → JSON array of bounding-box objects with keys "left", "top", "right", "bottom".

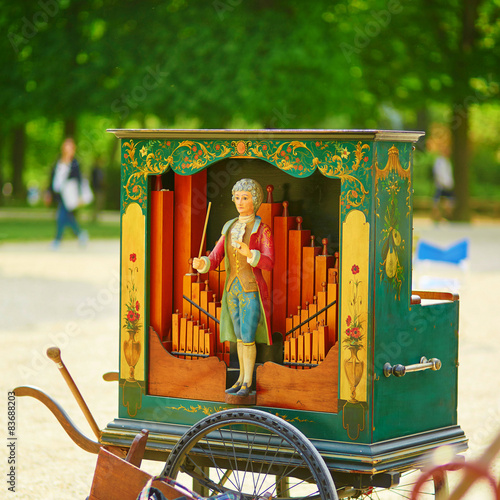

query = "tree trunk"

[
  {"left": 449, "top": 0, "right": 481, "bottom": 222},
  {"left": 415, "top": 108, "right": 429, "bottom": 152},
  {"left": 450, "top": 105, "right": 470, "bottom": 221},
  {"left": 106, "top": 119, "right": 124, "bottom": 210},
  {"left": 62, "top": 1, "right": 79, "bottom": 142},
  {"left": 0, "top": 132, "right": 4, "bottom": 205},
  {"left": 12, "top": 125, "right": 26, "bottom": 199},
  {"left": 64, "top": 118, "right": 77, "bottom": 139}
]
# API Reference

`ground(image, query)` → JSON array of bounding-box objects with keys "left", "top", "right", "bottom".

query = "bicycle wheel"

[{"left": 160, "top": 408, "right": 338, "bottom": 500}]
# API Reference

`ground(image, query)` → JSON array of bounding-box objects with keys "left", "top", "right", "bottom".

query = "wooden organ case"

[{"left": 101, "top": 129, "right": 468, "bottom": 472}]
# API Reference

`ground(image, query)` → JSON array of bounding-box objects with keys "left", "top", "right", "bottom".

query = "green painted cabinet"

[{"left": 103, "top": 129, "right": 466, "bottom": 476}]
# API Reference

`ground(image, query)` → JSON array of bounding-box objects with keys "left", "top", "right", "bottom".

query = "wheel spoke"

[
  {"left": 240, "top": 424, "right": 258, "bottom": 496},
  {"left": 241, "top": 424, "right": 257, "bottom": 496},
  {"left": 197, "top": 438, "right": 235, "bottom": 494},
  {"left": 203, "top": 434, "right": 225, "bottom": 490},
  {"left": 217, "top": 428, "right": 243, "bottom": 493},
  {"left": 255, "top": 433, "right": 283, "bottom": 495},
  {"left": 251, "top": 427, "right": 272, "bottom": 496}
]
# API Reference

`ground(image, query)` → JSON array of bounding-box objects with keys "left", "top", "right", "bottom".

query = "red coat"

[{"left": 206, "top": 217, "right": 274, "bottom": 344}]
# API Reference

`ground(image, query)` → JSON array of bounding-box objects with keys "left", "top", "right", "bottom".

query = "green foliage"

[
  {"left": 470, "top": 147, "right": 500, "bottom": 197},
  {"left": 0, "top": 0, "right": 499, "bottom": 211},
  {"left": 352, "top": 0, "right": 500, "bottom": 110},
  {"left": 412, "top": 150, "right": 435, "bottom": 198},
  {"left": 1, "top": 0, "right": 368, "bottom": 131}
]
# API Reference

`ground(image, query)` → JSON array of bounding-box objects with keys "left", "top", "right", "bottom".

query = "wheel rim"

[{"left": 161, "top": 408, "right": 338, "bottom": 500}]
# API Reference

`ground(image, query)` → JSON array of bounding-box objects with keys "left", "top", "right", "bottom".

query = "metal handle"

[{"left": 383, "top": 356, "right": 442, "bottom": 378}]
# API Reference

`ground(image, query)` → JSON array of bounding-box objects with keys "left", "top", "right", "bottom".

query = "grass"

[{"left": 0, "top": 208, "right": 120, "bottom": 243}]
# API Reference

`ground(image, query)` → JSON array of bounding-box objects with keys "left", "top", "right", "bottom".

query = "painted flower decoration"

[
  {"left": 124, "top": 252, "right": 141, "bottom": 337},
  {"left": 343, "top": 263, "right": 364, "bottom": 351},
  {"left": 127, "top": 310, "right": 140, "bottom": 322},
  {"left": 347, "top": 327, "right": 361, "bottom": 339}
]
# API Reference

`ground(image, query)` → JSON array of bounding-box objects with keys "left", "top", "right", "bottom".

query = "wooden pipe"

[
  {"left": 46, "top": 347, "right": 101, "bottom": 440},
  {"left": 266, "top": 185, "right": 274, "bottom": 203}
]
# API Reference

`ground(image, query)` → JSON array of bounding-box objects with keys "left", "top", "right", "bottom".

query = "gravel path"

[{"left": 1, "top": 218, "right": 499, "bottom": 499}]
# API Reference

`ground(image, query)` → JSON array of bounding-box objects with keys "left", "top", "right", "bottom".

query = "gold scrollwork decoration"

[
  {"left": 274, "top": 412, "right": 313, "bottom": 424},
  {"left": 174, "top": 140, "right": 218, "bottom": 169},
  {"left": 266, "top": 140, "right": 317, "bottom": 172},
  {"left": 320, "top": 142, "right": 370, "bottom": 209},
  {"left": 121, "top": 138, "right": 372, "bottom": 214},
  {"left": 123, "top": 141, "right": 147, "bottom": 203},
  {"left": 376, "top": 144, "right": 413, "bottom": 216},
  {"left": 165, "top": 404, "right": 227, "bottom": 416}
]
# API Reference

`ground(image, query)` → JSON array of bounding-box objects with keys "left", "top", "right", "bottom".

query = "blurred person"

[
  {"left": 49, "top": 137, "right": 88, "bottom": 249},
  {"left": 432, "top": 153, "right": 455, "bottom": 221}
]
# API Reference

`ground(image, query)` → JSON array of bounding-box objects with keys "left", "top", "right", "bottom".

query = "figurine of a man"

[{"left": 192, "top": 179, "right": 274, "bottom": 397}]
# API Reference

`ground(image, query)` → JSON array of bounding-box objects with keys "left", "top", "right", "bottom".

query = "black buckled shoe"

[
  {"left": 235, "top": 383, "right": 251, "bottom": 397},
  {"left": 225, "top": 383, "right": 242, "bottom": 394}
]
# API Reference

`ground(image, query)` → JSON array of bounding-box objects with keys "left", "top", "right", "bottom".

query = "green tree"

[
  {"left": 1, "top": 3, "right": 37, "bottom": 200},
  {"left": 2, "top": 0, "right": 498, "bottom": 214},
  {"left": 344, "top": 0, "right": 500, "bottom": 220},
  {"left": 92, "top": 0, "right": 366, "bottom": 128},
  {"left": 1, "top": 0, "right": 369, "bottom": 201}
]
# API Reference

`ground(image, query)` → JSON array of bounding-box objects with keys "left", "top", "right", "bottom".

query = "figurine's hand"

[
  {"left": 236, "top": 241, "right": 252, "bottom": 259},
  {"left": 192, "top": 258, "right": 204, "bottom": 271}
]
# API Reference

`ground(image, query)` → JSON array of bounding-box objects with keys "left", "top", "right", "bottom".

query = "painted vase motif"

[
  {"left": 124, "top": 333, "right": 141, "bottom": 381},
  {"left": 344, "top": 347, "right": 364, "bottom": 402}
]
